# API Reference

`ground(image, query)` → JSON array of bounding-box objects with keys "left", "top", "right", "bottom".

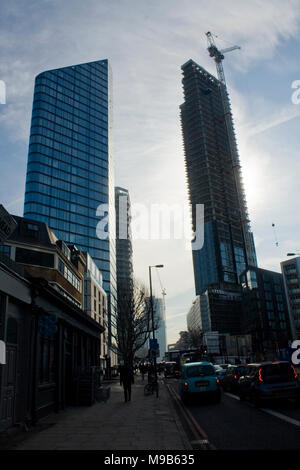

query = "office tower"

[
  {"left": 115, "top": 187, "right": 134, "bottom": 362},
  {"left": 115, "top": 187, "right": 133, "bottom": 296},
  {"left": 187, "top": 287, "right": 242, "bottom": 336},
  {"left": 281, "top": 257, "right": 300, "bottom": 340},
  {"left": 187, "top": 296, "right": 203, "bottom": 333},
  {"left": 23, "top": 59, "right": 117, "bottom": 367},
  {"left": 180, "top": 60, "right": 257, "bottom": 295},
  {"left": 240, "top": 267, "right": 291, "bottom": 359}
]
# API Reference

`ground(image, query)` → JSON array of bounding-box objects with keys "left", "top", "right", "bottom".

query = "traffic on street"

[{"left": 164, "top": 360, "right": 300, "bottom": 450}]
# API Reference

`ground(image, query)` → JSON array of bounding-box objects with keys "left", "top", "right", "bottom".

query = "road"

[{"left": 167, "top": 378, "right": 300, "bottom": 450}]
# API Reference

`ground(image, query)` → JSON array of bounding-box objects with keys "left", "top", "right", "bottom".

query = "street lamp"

[
  {"left": 149, "top": 264, "right": 164, "bottom": 398},
  {"left": 287, "top": 253, "right": 300, "bottom": 256}
]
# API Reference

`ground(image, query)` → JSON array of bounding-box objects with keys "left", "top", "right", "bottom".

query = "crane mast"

[{"left": 205, "top": 32, "right": 256, "bottom": 268}]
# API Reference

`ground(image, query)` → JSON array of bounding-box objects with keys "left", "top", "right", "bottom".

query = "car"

[
  {"left": 218, "top": 364, "right": 232, "bottom": 370},
  {"left": 178, "top": 361, "right": 221, "bottom": 404},
  {"left": 214, "top": 367, "right": 227, "bottom": 383},
  {"left": 237, "top": 361, "right": 300, "bottom": 407},
  {"left": 221, "top": 364, "right": 248, "bottom": 393},
  {"left": 164, "top": 362, "right": 178, "bottom": 377},
  {"left": 214, "top": 365, "right": 225, "bottom": 376},
  {"left": 173, "top": 364, "right": 181, "bottom": 378}
]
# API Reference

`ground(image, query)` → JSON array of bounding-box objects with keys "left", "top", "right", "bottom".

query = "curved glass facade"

[{"left": 23, "top": 59, "right": 117, "bottom": 348}]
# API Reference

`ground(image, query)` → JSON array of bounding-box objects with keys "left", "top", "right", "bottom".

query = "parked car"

[
  {"left": 237, "top": 361, "right": 300, "bottom": 407},
  {"left": 178, "top": 361, "right": 221, "bottom": 403},
  {"left": 173, "top": 363, "right": 181, "bottom": 378},
  {"left": 221, "top": 365, "right": 248, "bottom": 393},
  {"left": 218, "top": 364, "right": 232, "bottom": 370},
  {"left": 214, "top": 365, "right": 227, "bottom": 383},
  {"left": 164, "top": 362, "right": 178, "bottom": 377}
]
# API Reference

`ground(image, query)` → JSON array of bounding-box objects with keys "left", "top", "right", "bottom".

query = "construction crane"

[
  {"left": 155, "top": 267, "right": 167, "bottom": 323},
  {"left": 206, "top": 31, "right": 241, "bottom": 85},
  {"left": 205, "top": 31, "right": 241, "bottom": 167},
  {"left": 205, "top": 32, "right": 256, "bottom": 267},
  {"left": 155, "top": 267, "right": 166, "bottom": 298}
]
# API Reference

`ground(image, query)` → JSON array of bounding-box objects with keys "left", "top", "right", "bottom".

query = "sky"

[{"left": 1, "top": 0, "right": 300, "bottom": 344}]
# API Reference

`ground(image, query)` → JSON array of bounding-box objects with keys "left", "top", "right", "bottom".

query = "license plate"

[{"left": 196, "top": 381, "right": 209, "bottom": 387}]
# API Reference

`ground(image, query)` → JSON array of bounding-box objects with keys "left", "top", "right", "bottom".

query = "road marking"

[
  {"left": 224, "top": 391, "right": 300, "bottom": 428},
  {"left": 224, "top": 392, "right": 240, "bottom": 401},
  {"left": 191, "top": 439, "right": 209, "bottom": 445},
  {"left": 260, "top": 408, "right": 300, "bottom": 428},
  {"left": 167, "top": 384, "right": 217, "bottom": 450}
]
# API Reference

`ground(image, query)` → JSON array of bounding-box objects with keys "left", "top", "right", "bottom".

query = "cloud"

[{"left": 240, "top": 103, "right": 300, "bottom": 139}]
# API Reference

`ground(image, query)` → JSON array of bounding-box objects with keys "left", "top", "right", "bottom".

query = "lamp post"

[{"left": 149, "top": 264, "right": 164, "bottom": 398}]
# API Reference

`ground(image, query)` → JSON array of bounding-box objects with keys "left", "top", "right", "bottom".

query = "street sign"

[
  {"left": 150, "top": 338, "right": 159, "bottom": 350},
  {"left": 0, "top": 205, "right": 17, "bottom": 243},
  {"left": 0, "top": 340, "right": 5, "bottom": 364}
]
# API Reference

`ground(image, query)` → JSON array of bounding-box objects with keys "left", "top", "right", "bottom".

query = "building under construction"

[
  {"left": 180, "top": 55, "right": 257, "bottom": 296},
  {"left": 180, "top": 34, "right": 258, "bottom": 339}
]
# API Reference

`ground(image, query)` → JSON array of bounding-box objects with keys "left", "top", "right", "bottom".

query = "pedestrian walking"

[
  {"left": 119, "top": 363, "right": 134, "bottom": 402},
  {"left": 139, "top": 363, "right": 145, "bottom": 381}
]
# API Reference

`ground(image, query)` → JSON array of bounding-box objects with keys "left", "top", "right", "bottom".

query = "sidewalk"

[{"left": 9, "top": 376, "right": 192, "bottom": 450}]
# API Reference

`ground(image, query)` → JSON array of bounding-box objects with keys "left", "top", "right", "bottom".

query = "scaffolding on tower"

[{"left": 206, "top": 31, "right": 256, "bottom": 267}]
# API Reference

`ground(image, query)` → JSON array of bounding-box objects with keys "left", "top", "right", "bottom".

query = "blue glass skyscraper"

[{"left": 23, "top": 59, "right": 117, "bottom": 361}]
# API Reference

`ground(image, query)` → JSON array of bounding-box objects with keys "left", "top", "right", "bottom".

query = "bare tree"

[
  {"left": 174, "top": 328, "right": 203, "bottom": 351},
  {"left": 188, "top": 327, "right": 203, "bottom": 349},
  {"left": 112, "top": 278, "right": 160, "bottom": 366}
]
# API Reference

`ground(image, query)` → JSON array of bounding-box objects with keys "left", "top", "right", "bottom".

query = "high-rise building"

[
  {"left": 281, "top": 257, "right": 300, "bottom": 340},
  {"left": 180, "top": 60, "right": 257, "bottom": 295},
  {"left": 187, "top": 296, "right": 202, "bottom": 333},
  {"left": 193, "top": 284, "right": 243, "bottom": 336},
  {"left": 23, "top": 59, "right": 117, "bottom": 368},
  {"left": 240, "top": 266, "right": 291, "bottom": 360},
  {"left": 115, "top": 186, "right": 133, "bottom": 362},
  {"left": 115, "top": 187, "right": 133, "bottom": 295}
]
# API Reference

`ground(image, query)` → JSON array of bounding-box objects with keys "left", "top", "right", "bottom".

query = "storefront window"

[{"left": 39, "top": 336, "right": 55, "bottom": 384}]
